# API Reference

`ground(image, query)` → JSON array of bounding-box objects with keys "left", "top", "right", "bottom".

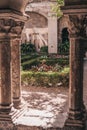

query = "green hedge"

[
  {"left": 21, "top": 67, "right": 69, "bottom": 87},
  {"left": 42, "top": 58, "right": 69, "bottom": 66},
  {"left": 21, "top": 54, "right": 39, "bottom": 63},
  {"left": 21, "top": 56, "right": 69, "bottom": 70},
  {"left": 21, "top": 58, "right": 41, "bottom": 70},
  {"left": 21, "top": 43, "right": 36, "bottom": 55}
]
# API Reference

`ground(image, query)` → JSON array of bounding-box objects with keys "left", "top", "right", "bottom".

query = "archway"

[
  {"left": 22, "top": 11, "right": 48, "bottom": 52},
  {"left": 62, "top": 28, "right": 69, "bottom": 43},
  {"left": 58, "top": 27, "right": 69, "bottom": 55}
]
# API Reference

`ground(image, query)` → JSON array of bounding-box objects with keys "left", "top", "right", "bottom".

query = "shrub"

[
  {"left": 58, "top": 41, "right": 70, "bottom": 55},
  {"left": 40, "top": 46, "right": 48, "bottom": 53},
  {"left": 21, "top": 67, "right": 69, "bottom": 87},
  {"left": 21, "top": 54, "right": 69, "bottom": 71},
  {"left": 21, "top": 53, "right": 39, "bottom": 63},
  {"left": 21, "top": 57, "right": 41, "bottom": 70},
  {"left": 21, "top": 43, "right": 36, "bottom": 55},
  {"left": 44, "top": 58, "right": 69, "bottom": 66}
]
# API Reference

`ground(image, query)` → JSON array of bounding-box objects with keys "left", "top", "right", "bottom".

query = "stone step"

[
  {"left": 10, "top": 103, "right": 27, "bottom": 123},
  {"left": 0, "top": 113, "right": 12, "bottom": 121}
]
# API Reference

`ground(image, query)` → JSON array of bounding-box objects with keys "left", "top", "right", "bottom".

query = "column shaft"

[
  {"left": 11, "top": 39, "right": 21, "bottom": 108},
  {"left": 0, "top": 38, "right": 12, "bottom": 113},
  {"left": 69, "top": 38, "right": 84, "bottom": 119}
]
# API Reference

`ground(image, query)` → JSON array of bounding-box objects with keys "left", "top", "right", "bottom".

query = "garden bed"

[{"left": 21, "top": 67, "right": 69, "bottom": 88}]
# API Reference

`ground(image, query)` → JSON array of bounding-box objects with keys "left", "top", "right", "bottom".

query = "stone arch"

[
  {"left": 58, "top": 15, "right": 69, "bottom": 44},
  {"left": 25, "top": 11, "right": 48, "bottom": 28},
  {"left": 22, "top": 11, "right": 48, "bottom": 52},
  {"left": 26, "top": 10, "right": 48, "bottom": 19}
]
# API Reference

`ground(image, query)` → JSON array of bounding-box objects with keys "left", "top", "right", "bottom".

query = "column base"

[
  {"left": 65, "top": 118, "right": 85, "bottom": 128},
  {"left": 0, "top": 105, "right": 12, "bottom": 122},
  {"left": 64, "top": 113, "right": 86, "bottom": 130},
  {"left": 63, "top": 125, "right": 85, "bottom": 130},
  {"left": 13, "top": 97, "right": 21, "bottom": 109},
  {"left": 0, "top": 104, "right": 12, "bottom": 113},
  {"left": 0, "top": 113, "right": 12, "bottom": 122},
  {"left": 64, "top": 108, "right": 86, "bottom": 130}
]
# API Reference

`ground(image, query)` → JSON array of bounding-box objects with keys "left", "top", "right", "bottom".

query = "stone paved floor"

[{"left": 14, "top": 86, "right": 69, "bottom": 129}]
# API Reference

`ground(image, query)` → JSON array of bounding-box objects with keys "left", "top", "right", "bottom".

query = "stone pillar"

[
  {"left": 10, "top": 20, "right": 24, "bottom": 109},
  {"left": 65, "top": 15, "right": 86, "bottom": 129},
  {"left": 0, "top": 15, "right": 25, "bottom": 123},
  {"left": 0, "top": 38, "right": 12, "bottom": 121},
  {"left": 48, "top": 13, "right": 58, "bottom": 54},
  {"left": 0, "top": 44, "right": 1, "bottom": 104},
  {"left": 11, "top": 38, "right": 21, "bottom": 108}
]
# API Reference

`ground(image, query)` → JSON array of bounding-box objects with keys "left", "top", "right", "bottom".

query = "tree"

[{"left": 52, "top": 0, "right": 64, "bottom": 17}]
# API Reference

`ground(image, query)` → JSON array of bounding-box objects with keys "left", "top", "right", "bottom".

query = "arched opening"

[
  {"left": 59, "top": 28, "right": 69, "bottom": 55},
  {"left": 21, "top": 11, "right": 48, "bottom": 52},
  {"left": 62, "top": 28, "right": 69, "bottom": 44}
]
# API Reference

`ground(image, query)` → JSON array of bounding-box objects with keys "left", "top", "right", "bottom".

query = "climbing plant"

[{"left": 52, "top": 0, "right": 64, "bottom": 17}]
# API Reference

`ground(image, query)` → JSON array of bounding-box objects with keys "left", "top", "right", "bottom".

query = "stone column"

[
  {"left": 10, "top": 20, "right": 24, "bottom": 109},
  {"left": 48, "top": 13, "right": 58, "bottom": 54},
  {"left": 65, "top": 15, "right": 86, "bottom": 128},
  {"left": 11, "top": 38, "right": 21, "bottom": 108},
  {"left": 0, "top": 44, "right": 1, "bottom": 104},
  {"left": 0, "top": 16, "right": 25, "bottom": 122},
  {"left": 0, "top": 37, "right": 12, "bottom": 121}
]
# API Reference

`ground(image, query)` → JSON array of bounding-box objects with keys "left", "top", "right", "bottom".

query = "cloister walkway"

[{"left": 13, "top": 86, "right": 68, "bottom": 129}]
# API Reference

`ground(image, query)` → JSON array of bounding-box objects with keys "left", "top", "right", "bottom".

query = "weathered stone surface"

[
  {"left": 0, "top": 14, "right": 25, "bottom": 113},
  {"left": 11, "top": 39, "right": 21, "bottom": 108},
  {"left": 0, "top": 18, "right": 24, "bottom": 37},
  {"left": 0, "top": 39, "right": 12, "bottom": 113},
  {"left": 61, "top": 1, "right": 87, "bottom": 128},
  {"left": 0, "top": 0, "right": 27, "bottom": 126}
]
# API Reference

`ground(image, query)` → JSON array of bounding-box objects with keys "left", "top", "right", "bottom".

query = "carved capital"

[
  {"left": 67, "top": 15, "right": 87, "bottom": 38},
  {"left": 0, "top": 18, "right": 24, "bottom": 38}
]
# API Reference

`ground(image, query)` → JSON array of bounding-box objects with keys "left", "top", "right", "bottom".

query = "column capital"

[
  {"left": 0, "top": 18, "right": 24, "bottom": 39},
  {"left": 67, "top": 15, "right": 87, "bottom": 38}
]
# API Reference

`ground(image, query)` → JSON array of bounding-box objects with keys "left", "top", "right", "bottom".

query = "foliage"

[
  {"left": 52, "top": 0, "right": 64, "bottom": 17},
  {"left": 21, "top": 66, "right": 69, "bottom": 87},
  {"left": 21, "top": 57, "right": 41, "bottom": 70},
  {"left": 21, "top": 43, "right": 36, "bottom": 55},
  {"left": 40, "top": 46, "right": 48, "bottom": 54},
  {"left": 58, "top": 41, "right": 70, "bottom": 55},
  {"left": 21, "top": 52, "right": 69, "bottom": 87},
  {"left": 21, "top": 53, "right": 39, "bottom": 63},
  {"left": 21, "top": 53, "right": 69, "bottom": 70}
]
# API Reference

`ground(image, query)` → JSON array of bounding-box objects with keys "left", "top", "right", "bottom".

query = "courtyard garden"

[{"left": 21, "top": 43, "right": 69, "bottom": 88}]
